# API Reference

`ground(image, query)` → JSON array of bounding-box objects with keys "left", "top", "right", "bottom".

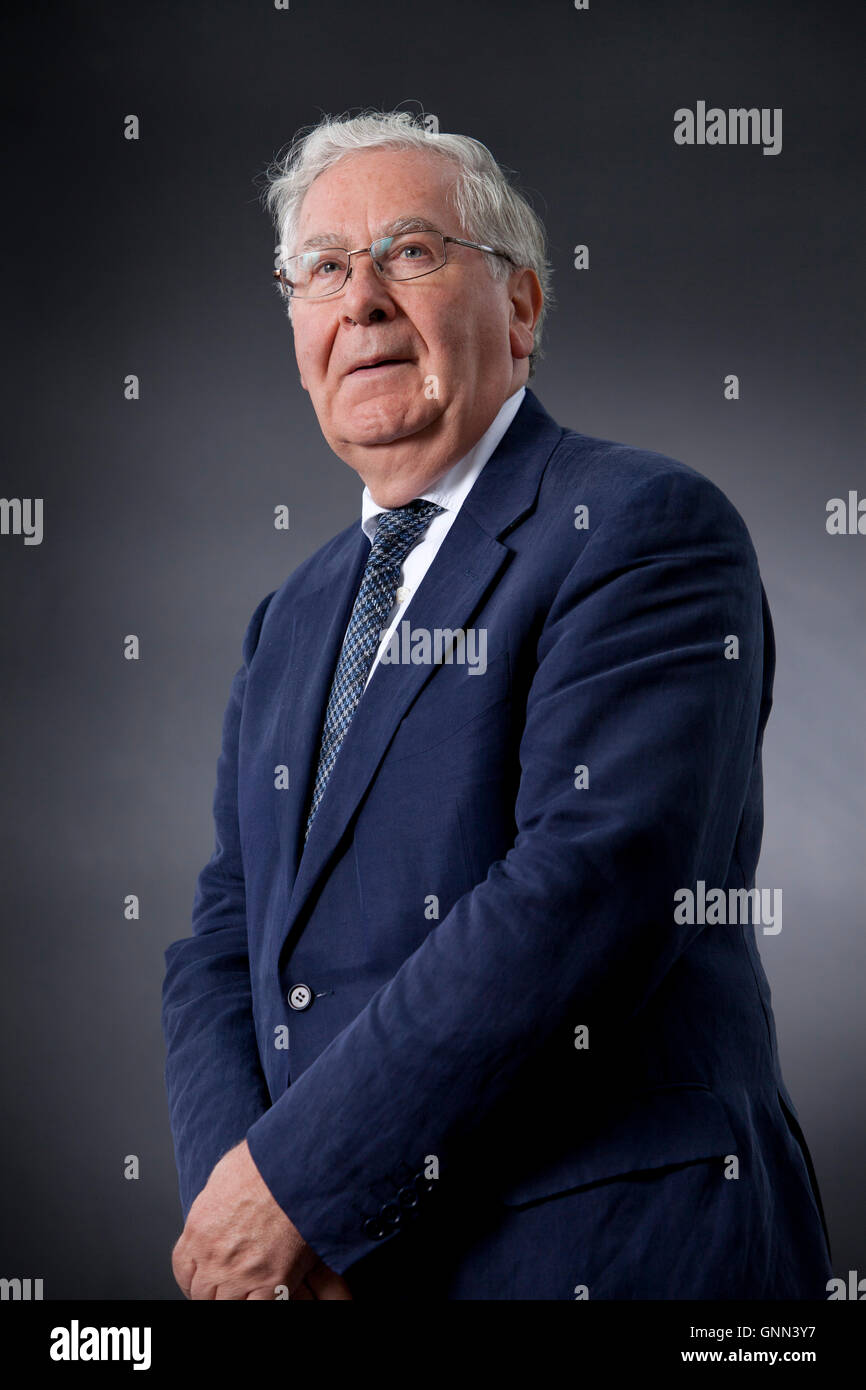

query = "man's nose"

[{"left": 339, "top": 254, "right": 397, "bottom": 322}]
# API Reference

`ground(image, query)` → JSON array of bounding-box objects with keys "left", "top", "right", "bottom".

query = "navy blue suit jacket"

[{"left": 162, "top": 388, "right": 832, "bottom": 1299}]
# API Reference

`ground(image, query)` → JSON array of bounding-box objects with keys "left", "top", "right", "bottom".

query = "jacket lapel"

[{"left": 275, "top": 530, "right": 369, "bottom": 894}]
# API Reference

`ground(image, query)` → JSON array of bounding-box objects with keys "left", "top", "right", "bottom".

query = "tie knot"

[{"left": 370, "top": 498, "right": 445, "bottom": 565}]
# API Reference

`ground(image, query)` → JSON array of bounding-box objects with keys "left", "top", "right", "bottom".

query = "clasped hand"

[{"left": 171, "top": 1140, "right": 353, "bottom": 1300}]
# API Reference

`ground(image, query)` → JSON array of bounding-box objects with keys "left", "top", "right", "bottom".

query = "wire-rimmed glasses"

[{"left": 273, "top": 228, "right": 516, "bottom": 300}]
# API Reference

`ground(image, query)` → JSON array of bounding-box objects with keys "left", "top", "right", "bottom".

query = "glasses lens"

[
  {"left": 282, "top": 248, "right": 350, "bottom": 298},
  {"left": 372, "top": 230, "right": 445, "bottom": 280}
]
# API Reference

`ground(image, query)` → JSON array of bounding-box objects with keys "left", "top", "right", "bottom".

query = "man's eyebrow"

[{"left": 296, "top": 216, "right": 440, "bottom": 252}]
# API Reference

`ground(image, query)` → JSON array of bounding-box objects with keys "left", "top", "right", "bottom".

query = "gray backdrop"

[{"left": 1, "top": 0, "right": 862, "bottom": 1298}]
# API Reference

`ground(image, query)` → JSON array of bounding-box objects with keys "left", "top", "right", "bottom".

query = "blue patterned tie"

[{"left": 304, "top": 498, "right": 444, "bottom": 839}]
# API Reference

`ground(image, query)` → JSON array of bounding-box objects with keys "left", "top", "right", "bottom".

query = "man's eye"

[
  {"left": 314, "top": 260, "right": 341, "bottom": 275},
  {"left": 396, "top": 243, "right": 429, "bottom": 259}
]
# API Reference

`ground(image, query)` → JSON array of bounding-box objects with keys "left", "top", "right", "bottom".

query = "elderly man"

[{"left": 162, "top": 111, "right": 832, "bottom": 1300}]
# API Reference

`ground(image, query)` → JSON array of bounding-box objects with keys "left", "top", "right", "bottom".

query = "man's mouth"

[{"left": 349, "top": 358, "right": 412, "bottom": 374}]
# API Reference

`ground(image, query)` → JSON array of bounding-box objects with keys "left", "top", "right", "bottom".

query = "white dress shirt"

[{"left": 353, "top": 385, "right": 526, "bottom": 691}]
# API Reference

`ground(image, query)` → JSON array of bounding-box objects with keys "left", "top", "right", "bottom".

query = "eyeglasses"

[{"left": 273, "top": 228, "right": 516, "bottom": 300}]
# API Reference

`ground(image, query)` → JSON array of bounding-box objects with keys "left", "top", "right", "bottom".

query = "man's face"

[{"left": 289, "top": 146, "right": 539, "bottom": 505}]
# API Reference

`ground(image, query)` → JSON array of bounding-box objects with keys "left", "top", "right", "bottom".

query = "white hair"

[{"left": 261, "top": 108, "right": 555, "bottom": 375}]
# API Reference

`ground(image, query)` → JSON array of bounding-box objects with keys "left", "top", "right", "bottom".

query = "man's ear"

[
  {"left": 296, "top": 344, "right": 309, "bottom": 393},
  {"left": 509, "top": 267, "right": 543, "bottom": 363},
  {"left": 288, "top": 307, "right": 307, "bottom": 391}
]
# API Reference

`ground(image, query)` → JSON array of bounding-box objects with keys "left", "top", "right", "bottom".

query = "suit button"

[
  {"left": 288, "top": 984, "right": 313, "bottom": 1011},
  {"left": 397, "top": 1185, "right": 419, "bottom": 1210},
  {"left": 414, "top": 1171, "right": 437, "bottom": 1198},
  {"left": 362, "top": 1216, "right": 387, "bottom": 1240},
  {"left": 380, "top": 1201, "right": 402, "bottom": 1230}
]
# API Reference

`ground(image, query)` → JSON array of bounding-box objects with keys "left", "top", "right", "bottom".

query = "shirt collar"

[{"left": 360, "top": 385, "right": 526, "bottom": 540}]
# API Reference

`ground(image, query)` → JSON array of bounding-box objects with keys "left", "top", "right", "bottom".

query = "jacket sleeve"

[
  {"left": 245, "top": 466, "right": 768, "bottom": 1273},
  {"left": 162, "top": 589, "right": 276, "bottom": 1219}
]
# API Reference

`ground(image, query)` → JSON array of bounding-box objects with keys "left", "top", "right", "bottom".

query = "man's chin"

[{"left": 332, "top": 397, "right": 443, "bottom": 448}]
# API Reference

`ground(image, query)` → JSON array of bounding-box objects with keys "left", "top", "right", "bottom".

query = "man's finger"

[
  {"left": 171, "top": 1243, "right": 195, "bottom": 1300},
  {"left": 305, "top": 1262, "right": 353, "bottom": 1300},
  {"left": 188, "top": 1268, "right": 218, "bottom": 1300}
]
